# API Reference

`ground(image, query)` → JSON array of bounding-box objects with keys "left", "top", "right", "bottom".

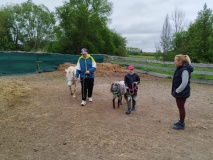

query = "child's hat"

[{"left": 128, "top": 65, "right": 134, "bottom": 70}]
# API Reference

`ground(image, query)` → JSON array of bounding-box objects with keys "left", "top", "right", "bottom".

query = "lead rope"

[
  {"left": 82, "top": 73, "right": 86, "bottom": 100},
  {"left": 127, "top": 82, "right": 138, "bottom": 95}
]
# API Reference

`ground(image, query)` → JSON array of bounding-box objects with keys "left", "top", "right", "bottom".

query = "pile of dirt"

[{"left": 57, "top": 62, "right": 127, "bottom": 76}]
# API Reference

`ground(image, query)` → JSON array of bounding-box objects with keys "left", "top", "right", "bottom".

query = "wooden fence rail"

[{"left": 104, "top": 55, "right": 213, "bottom": 85}]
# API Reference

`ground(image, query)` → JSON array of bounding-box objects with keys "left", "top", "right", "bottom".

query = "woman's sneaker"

[
  {"left": 88, "top": 97, "right": 93, "bottom": 102},
  {"left": 81, "top": 100, "right": 86, "bottom": 106},
  {"left": 172, "top": 120, "right": 185, "bottom": 130}
]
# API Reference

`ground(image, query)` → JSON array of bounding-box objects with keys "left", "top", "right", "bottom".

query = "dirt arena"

[{"left": 0, "top": 63, "right": 213, "bottom": 160}]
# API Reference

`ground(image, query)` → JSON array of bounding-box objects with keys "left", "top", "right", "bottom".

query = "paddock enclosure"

[{"left": 0, "top": 63, "right": 213, "bottom": 160}]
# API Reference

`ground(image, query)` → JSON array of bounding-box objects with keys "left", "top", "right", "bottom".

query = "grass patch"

[
  {"left": 112, "top": 59, "right": 175, "bottom": 69},
  {"left": 128, "top": 54, "right": 156, "bottom": 59},
  {"left": 192, "top": 74, "right": 213, "bottom": 80},
  {"left": 135, "top": 66, "right": 213, "bottom": 80},
  {"left": 134, "top": 66, "right": 173, "bottom": 75},
  {"left": 111, "top": 59, "right": 213, "bottom": 81},
  {"left": 112, "top": 59, "right": 213, "bottom": 72},
  {"left": 193, "top": 67, "right": 213, "bottom": 72}
]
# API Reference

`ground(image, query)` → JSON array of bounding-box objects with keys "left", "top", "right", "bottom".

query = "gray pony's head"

[{"left": 110, "top": 82, "right": 120, "bottom": 95}]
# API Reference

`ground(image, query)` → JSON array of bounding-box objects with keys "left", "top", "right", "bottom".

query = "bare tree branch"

[
  {"left": 171, "top": 8, "right": 185, "bottom": 33},
  {"left": 160, "top": 14, "right": 171, "bottom": 53}
]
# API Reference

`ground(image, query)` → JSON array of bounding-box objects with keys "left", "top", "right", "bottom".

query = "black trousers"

[{"left": 80, "top": 78, "right": 94, "bottom": 101}]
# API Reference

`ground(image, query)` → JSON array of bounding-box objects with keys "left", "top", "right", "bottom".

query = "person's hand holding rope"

[
  {"left": 133, "top": 82, "right": 138, "bottom": 86},
  {"left": 85, "top": 70, "right": 90, "bottom": 74}
]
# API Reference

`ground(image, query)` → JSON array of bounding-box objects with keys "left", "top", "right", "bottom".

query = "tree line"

[
  {"left": 0, "top": 1, "right": 212, "bottom": 62},
  {"left": 0, "top": 0, "right": 127, "bottom": 55},
  {"left": 159, "top": 4, "right": 213, "bottom": 63}
]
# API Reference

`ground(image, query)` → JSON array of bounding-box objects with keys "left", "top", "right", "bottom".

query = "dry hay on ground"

[
  {"left": 0, "top": 80, "right": 31, "bottom": 107},
  {"left": 95, "top": 63, "right": 127, "bottom": 76},
  {"left": 57, "top": 62, "right": 127, "bottom": 76},
  {"left": 56, "top": 62, "right": 76, "bottom": 71}
]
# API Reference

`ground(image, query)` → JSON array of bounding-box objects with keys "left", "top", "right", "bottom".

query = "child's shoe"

[
  {"left": 126, "top": 108, "right": 131, "bottom": 115},
  {"left": 132, "top": 106, "right": 136, "bottom": 111}
]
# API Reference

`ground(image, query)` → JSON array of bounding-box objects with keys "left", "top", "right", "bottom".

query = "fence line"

[
  {"left": 113, "top": 61, "right": 213, "bottom": 75},
  {"left": 105, "top": 55, "right": 213, "bottom": 68},
  {"left": 105, "top": 56, "right": 213, "bottom": 85}
]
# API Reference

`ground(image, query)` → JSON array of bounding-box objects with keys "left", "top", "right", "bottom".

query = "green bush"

[
  {"left": 162, "top": 51, "right": 176, "bottom": 61},
  {"left": 115, "top": 46, "right": 127, "bottom": 56}
]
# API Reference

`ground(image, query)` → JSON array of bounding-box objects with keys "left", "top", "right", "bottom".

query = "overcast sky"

[{"left": 1, "top": 0, "right": 213, "bottom": 52}]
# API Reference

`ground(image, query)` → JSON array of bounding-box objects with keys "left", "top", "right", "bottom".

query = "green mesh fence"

[{"left": 0, "top": 52, "right": 104, "bottom": 76}]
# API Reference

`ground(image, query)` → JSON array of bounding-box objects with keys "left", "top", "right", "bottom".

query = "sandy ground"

[{"left": 0, "top": 68, "right": 213, "bottom": 160}]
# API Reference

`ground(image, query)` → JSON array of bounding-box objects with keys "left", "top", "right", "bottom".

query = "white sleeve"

[
  {"left": 176, "top": 70, "right": 189, "bottom": 93},
  {"left": 76, "top": 62, "right": 81, "bottom": 70}
]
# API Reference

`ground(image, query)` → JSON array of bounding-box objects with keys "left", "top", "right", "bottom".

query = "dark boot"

[
  {"left": 132, "top": 106, "right": 136, "bottom": 111},
  {"left": 126, "top": 108, "right": 131, "bottom": 115}
]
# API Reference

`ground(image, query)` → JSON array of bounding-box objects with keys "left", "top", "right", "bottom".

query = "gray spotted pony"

[{"left": 110, "top": 81, "right": 127, "bottom": 109}]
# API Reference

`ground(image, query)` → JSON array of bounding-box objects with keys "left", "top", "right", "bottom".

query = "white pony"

[{"left": 65, "top": 66, "right": 77, "bottom": 97}]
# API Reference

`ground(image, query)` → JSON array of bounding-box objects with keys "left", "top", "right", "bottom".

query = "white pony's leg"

[
  {"left": 73, "top": 81, "right": 76, "bottom": 97},
  {"left": 72, "top": 69, "right": 77, "bottom": 98},
  {"left": 69, "top": 85, "right": 73, "bottom": 95}
]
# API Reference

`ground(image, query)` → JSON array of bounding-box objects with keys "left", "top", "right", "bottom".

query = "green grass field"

[
  {"left": 127, "top": 55, "right": 156, "bottom": 59},
  {"left": 111, "top": 57, "right": 213, "bottom": 81}
]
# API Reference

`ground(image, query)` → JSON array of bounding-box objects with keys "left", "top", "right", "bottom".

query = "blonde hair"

[{"left": 175, "top": 54, "right": 191, "bottom": 64}]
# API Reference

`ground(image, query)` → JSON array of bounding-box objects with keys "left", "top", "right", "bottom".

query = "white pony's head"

[{"left": 65, "top": 66, "right": 76, "bottom": 86}]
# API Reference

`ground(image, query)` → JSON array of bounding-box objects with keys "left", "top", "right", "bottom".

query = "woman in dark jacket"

[{"left": 172, "top": 54, "right": 194, "bottom": 130}]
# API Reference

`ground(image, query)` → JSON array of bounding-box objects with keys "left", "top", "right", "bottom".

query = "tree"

[
  {"left": 55, "top": 0, "right": 126, "bottom": 54},
  {"left": 187, "top": 3, "right": 213, "bottom": 62},
  {"left": 2, "top": 0, "right": 56, "bottom": 51},
  {"left": 0, "top": 7, "right": 14, "bottom": 50},
  {"left": 111, "top": 30, "right": 127, "bottom": 56},
  {"left": 19, "top": 0, "right": 56, "bottom": 51},
  {"left": 171, "top": 8, "right": 186, "bottom": 34},
  {"left": 172, "top": 31, "right": 189, "bottom": 54},
  {"left": 160, "top": 14, "right": 172, "bottom": 53},
  {"left": 7, "top": 4, "right": 24, "bottom": 50}
]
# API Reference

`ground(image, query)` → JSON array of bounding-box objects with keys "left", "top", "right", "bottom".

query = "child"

[
  {"left": 124, "top": 65, "right": 140, "bottom": 114},
  {"left": 171, "top": 54, "right": 194, "bottom": 130}
]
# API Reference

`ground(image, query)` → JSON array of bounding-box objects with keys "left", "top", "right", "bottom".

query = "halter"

[
  {"left": 67, "top": 71, "right": 75, "bottom": 85},
  {"left": 113, "top": 89, "right": 121, "bottom": 97}
]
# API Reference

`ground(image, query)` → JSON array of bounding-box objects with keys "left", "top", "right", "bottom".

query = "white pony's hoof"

[{"left": 73, "top": 95, "right": 76, "bottom": 98}]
